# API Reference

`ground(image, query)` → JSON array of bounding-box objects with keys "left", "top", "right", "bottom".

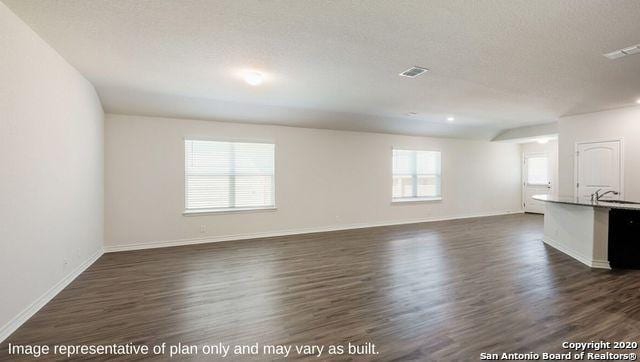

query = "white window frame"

[
  {"left": 183, "top": 137, "right": 277, "bottom": 215},
  {"left": 392, "top": 148, "right": 442, "bottom": 203},
  {"left": 523, "top": 152, "right": 550, "bottom": 187}
]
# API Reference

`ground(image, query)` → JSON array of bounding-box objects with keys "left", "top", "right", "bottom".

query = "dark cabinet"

[{"left": 609, "top": 209, "right": 640, "bottom": 269}]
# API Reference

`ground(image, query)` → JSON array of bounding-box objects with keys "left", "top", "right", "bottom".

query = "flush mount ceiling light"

[
  {"left": 399, "top": 66, "right": 429, "bottom": 78},
  {"left": 636, "top": 99, "right": 640, "bottom": 104},
  {"left": 243, "top": 71, "right": 264, "bottom": 86},
  {"left": 604, "top": 44, "right": 640, "bottom": 60},
  {"left": 446, "top": 116, "right": 455, "bottom": 122}
]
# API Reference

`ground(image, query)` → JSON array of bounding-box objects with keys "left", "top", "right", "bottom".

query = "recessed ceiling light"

[
  {"left": 446, "top": 116, "right": 455, "bottom": 122},
  {"left": 243, "top": 71, "right": 264, "bottom": 86},
  {"left": 636, "top": 99, "right": 640, "bottom": 104},
  {"left": 537, "top": 138, "right": 549, "bottom": 144}
]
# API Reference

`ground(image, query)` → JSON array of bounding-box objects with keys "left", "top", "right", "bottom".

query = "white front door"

[
  {"left": 576, "top": 140, "right": 622, "bottom": 201},
  {"left": 523, "top": 153, "right": 550, "bottom": 214}
]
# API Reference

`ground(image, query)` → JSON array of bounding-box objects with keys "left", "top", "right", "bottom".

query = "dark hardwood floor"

[{"left": 2, "top": 213, "right": 640, "bottom": 361}]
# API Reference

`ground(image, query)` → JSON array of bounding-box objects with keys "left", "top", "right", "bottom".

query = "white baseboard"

[
  {"left": 0, "top": 248, "right": 104, "bottom": 343},
  {"left": 590, "top": 259, "right": 611, "bottom": 269},
  {"left": 542, "top": 237, "right": 610, "bottom": 269},
  {"left": 105, "top": 210, "right": 525, "bottom": 253}
]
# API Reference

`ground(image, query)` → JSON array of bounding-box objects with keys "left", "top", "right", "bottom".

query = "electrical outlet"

[{"left": 200, "top": 224, "right": 206, "bottom": 233}]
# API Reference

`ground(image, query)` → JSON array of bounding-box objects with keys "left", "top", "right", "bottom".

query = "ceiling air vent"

[
  {"left": 604, "top": 44, "right": 640, "bottom": 60},
  {"left": 399, "top": 66, "right": 429, "bottom": 78}
]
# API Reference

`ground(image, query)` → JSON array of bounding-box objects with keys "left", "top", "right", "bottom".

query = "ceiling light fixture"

[
  {"left": 243, "top": 71, "right": 264, "bottom": 86},
  {"left": 636, "top": 99, "right": 640, "bottom": 104},
  {"left": 537, "top": 138, "right": 549, "bottom": 144},
  {"left": 446, "top": 116, "right": 455, "bottom": 122}
]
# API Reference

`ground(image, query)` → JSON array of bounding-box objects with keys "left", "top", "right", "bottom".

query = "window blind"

[
  {"left": 185, "top": 140, "right": 275, "bottom": 211},
  {"left": 392, "top": 149, "right": 441, "bottom": 200},
  {"left": 526, "top": 156, "right": 549, "bottom": 185}
]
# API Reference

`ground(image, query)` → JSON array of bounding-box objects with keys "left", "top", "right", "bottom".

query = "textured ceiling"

[{"left": 5, "top": 0, "right": 640, "bottom": 139}]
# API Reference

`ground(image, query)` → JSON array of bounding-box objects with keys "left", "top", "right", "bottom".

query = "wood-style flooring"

[{"left": 2, "top": 213, "right": 640, "bottom": 361}]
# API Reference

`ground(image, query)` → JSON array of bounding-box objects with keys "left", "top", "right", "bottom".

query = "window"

[
  {"left": 526, "top": 156, "right": 549, "bottom": 186},
  {"left": 184, "top": 139, "right": 275, "bottom": 213},
  {"left": 392, "top": 149, "right": 441, "bottom": 201}
]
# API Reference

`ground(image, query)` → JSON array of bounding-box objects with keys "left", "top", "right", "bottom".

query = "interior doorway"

[{"left": 575, "top": 140, "right": 622, "bottom": 201}]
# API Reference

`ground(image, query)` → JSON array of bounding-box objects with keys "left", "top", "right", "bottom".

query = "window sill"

[
  {"left": 392, "top": 197, "right": 442, "bottom": 204},
  {"left": 183, "top": 206, "right": 277, "bottom": 216}
]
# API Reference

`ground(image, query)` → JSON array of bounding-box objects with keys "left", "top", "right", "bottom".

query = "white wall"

[
  {"left": 521, "top": 140, "right": 559, "bottom": 196},
  {"left": 558, "top": 106, "right": 640, "bottom": 199},
  {"left": 492, "top": 122, "right": 558, "bottom": 142},
  {"left": 105, "top": 114, "right": 522, "bottom": 250},
  {"left": 0, "top": 2, "right": 104, "bottom": 340}
]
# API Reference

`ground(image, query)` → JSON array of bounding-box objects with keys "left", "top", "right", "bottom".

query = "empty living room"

[{"left": 2, "top": 0, "right": 640, "bottom": 360}]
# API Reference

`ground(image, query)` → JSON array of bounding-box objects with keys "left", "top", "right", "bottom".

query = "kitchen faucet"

[{"left": 591, "top": 188, "right": 620, "bottom": 202}]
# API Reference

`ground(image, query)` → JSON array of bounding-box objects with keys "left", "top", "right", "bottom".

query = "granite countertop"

[{"left": 532, "top": 194, "right": 640, "bottom": 211}]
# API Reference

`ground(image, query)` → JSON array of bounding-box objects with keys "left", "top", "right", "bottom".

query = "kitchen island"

[{"left": 533, "top": 195, "right": 640, "bottom": 269}]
